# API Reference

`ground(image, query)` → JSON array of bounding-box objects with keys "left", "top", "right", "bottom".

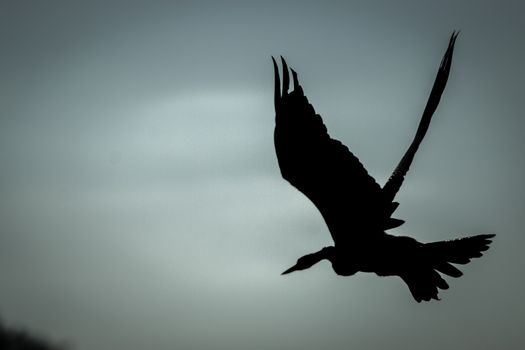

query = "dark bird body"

[{"left": 273, "top": 32, "right": 494, "bottom": 302}]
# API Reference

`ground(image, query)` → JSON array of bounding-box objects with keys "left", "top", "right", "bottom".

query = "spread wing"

[
  {"left": 273, "top": 33, "right": 458, "bottom": 245},
  {"left": 272, "top": 57, "right": 396, "bottom": 246},
  {"left": 382, "top": 32, "right": 458, "bottom": 203}
]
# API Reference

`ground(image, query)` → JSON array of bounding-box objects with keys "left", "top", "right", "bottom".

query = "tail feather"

[
  {"left": 426, "top": 234, "right": 495, "bottom": 268},
  {"left": 402, "top": 269, "right": 448, "bottom": 302},
  {"left": 434, "top": 261, "right": 463, "bottom": 278},
  {"left": 402, "top": 234, "right": 495, "bottom": 302}
]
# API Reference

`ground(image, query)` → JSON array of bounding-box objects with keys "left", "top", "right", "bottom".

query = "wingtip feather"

[
  {"left": 280, "top": 56, "right": 290, "bottom": 94},
  {"left": 272, "top": 56, "right": 281, "bottom": 111}
]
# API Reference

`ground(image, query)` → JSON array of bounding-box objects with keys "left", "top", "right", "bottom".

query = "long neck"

[
  {"left": 307, "top": 246, "right": 335, "bottom": 265},
  {"left": 311, "top": 246, "right": 335, "bottom": 264}
]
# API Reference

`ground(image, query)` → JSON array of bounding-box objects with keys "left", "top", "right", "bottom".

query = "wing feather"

[
  {"left": 273, "top": 57, "right": 389, "bottom": 245},
  {"left": 382, "top": 32, "right": 458, "bottom": 203},
  {"left": 272, "top": 32, "right": 457, "bottom": 244}
]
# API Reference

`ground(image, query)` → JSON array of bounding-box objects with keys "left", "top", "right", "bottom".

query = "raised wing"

[
  {"left": 382, "top": 32, "right": 458, "bottom": 203},
  {"left": 273, "top": 57, "right": 396, "bottom": 246}
]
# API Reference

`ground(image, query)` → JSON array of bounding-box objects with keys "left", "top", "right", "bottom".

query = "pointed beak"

[{"left": 281, "top": 264, "right": 300, "bottom": 275}]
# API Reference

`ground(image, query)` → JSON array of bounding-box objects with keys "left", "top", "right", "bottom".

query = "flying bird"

[{"left": 273, "top": 32, "right": 494, "bottom": 302}]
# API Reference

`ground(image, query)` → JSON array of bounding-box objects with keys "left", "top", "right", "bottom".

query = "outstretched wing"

[
  {"left": 273, "top": 57, "right": 394, "bottom": 246},
  {"left": 382, "top": 32, "right": 458, "bottom": 203}
]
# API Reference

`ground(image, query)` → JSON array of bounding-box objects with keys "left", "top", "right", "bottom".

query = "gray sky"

[{"left": 0, "top": 1, "right": 524, "bottom": 349}]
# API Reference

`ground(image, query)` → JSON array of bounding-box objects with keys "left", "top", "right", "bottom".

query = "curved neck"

[{"left": 319, "top": 246, "right": 336, "bottom": 262}]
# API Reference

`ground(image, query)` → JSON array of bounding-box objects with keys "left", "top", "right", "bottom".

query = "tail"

[{"left": 401, "top": 234, "right": 495, "bottom": 302}]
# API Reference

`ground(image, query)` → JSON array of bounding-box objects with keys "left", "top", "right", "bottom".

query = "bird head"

[{"left": 281, "top": 247, "right": 334, "bottom": 275}]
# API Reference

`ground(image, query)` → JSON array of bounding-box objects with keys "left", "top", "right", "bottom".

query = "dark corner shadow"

[
  {"left": 0, "top": 318, "right": 69, "bottom": 350},
  {"left": 272, "top": 31, "right": 495, "bottom": 302}
]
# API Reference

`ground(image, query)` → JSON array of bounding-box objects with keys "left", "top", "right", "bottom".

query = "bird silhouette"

[{"left": 273, "top": 32, "right": 495, "bottom": 302}]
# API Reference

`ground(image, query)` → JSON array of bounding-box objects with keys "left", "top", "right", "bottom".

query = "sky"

[{"left": 0, "top": 0, "right": 524, "bottom": 349}]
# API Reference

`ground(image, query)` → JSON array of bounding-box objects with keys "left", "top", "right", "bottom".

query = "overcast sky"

[{"left": 0, "top": 1, "right": 524, "bottom": 349}]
